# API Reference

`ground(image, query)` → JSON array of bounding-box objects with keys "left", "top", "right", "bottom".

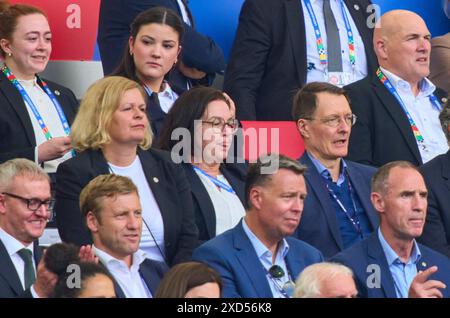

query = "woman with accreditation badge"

[{"left": 0, "top": 2, "right": 78, "bottom": 178}]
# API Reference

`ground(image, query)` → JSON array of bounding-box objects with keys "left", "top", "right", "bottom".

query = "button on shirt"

[
  {"left": 94, "top": 246, "right": 152, "bottom": 298},
  {"left": 242, "top": 219, "right": 292, "bottom": 298},
  {"left": 301, "top": 0, "right": 368, "bottom": 84},
  {"left": 378, "top": 228, "right": 422, "bottom": 298},
  {"left": 381, "top": 67, "right": 449, "bottom": 163}
]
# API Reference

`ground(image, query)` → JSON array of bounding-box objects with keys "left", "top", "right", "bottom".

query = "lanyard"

[
  {"left": 303, "top": 0, "right": 356, "bottom": 70},
  {"left": 1, "top": 65, "right": 71, "bottom": 140},
  {"left": 193, "top": 166, "right": 235, "bottom": 194},
  {"left": 323, "top": 172, "right": 362, "bottom": 235},
  {"left": 376, "top": 68, "right": 442, "bottom": 147}
]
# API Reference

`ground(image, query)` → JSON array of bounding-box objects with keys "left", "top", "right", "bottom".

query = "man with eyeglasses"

[
  {"left": 0, "top": 158, "right": 58, "bottom": 298},
  {"left": 193, "top": 154, "right": 324, "bottom": 298},
  {"left": 292, "top": 82, "right": 379, "bottom": 258},
  {"left": 345, "top": 10, "right": 449, "bottom": 167}
]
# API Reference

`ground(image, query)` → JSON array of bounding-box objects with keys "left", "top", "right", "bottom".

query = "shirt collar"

[
  {"left": 93, "top": 245, "right": 147, "bottom": 270},
  {"left": 242, "top": 218, "right": 290, "bottom": 260},
  {"left": 307, "top": 151, "right": 347, "bottom": 184},
  {"left": 378, "top": 228, "right": 422, "bottom": 266},
  {"left": 380, "top": 66, "right": 436, "bottom": 97},
  {"left": 0, "top": 227, "right": 34, "bottom": 257}
]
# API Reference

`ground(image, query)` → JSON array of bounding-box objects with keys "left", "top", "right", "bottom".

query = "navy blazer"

[
  {"left": 294, "top": 153, "right": 379, "bottom": 258},
  {"left": 224, "top": 0, "right": 377, "bottom": 120},
  {"left": 112, "top": 258, "right": 168, "bottom": 298},
  {"left": 55, "top": 148, "right": 199, "bottom": 266},
  {"left": 419, "top": 151, "right": 450, "bottom": 258},
  {"left": 0, "top": 72, "right": 78, "bottom": 163},
  {"left": 97, "top": 0, "right": 225, "bottom": 77},
  {"left": 331, "top": 232, "right": 450, "bottom": 298},
  {"left": 346, "top": 73, "right": 449, "bottom": 167},
  {"left": 0, "top": 240, "right": 42, "bottom": 298},
  {"left": 182, "top": 162, "right": 247, "bottom": 242},
  {"left": 192, "top": 220, "right": 324, "bottom": 298}
]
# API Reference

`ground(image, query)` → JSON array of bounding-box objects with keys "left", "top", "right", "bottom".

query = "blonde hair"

[
  {"left": 0, "top": 158, "right": 49, "bottom": 192},
  {"left": 71, "top": 76, "right": 152, "bottom": 152}
]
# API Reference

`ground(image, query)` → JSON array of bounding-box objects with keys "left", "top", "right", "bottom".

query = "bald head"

[{"left": 373, "top": 10, "right": 431, "bottom": 88}]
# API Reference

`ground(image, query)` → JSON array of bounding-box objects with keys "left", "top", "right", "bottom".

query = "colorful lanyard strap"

[
  {"left": 376, "top": 67, "right": 442, "bottom": 146},
  {"left": 303, "top": 0, "right": 356, "bottom": 70},
  {"left": 323, "top": 171, "right": 362, "bottom": 235},
  {"left": 1, "top": 65, "right": 71, "bottom": 140},
  {"left": 193, "top": 166, "right": 235, "bottom": 194}
]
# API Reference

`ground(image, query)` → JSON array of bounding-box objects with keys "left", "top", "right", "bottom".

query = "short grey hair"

[
  {"left": 439, "top": 99, "right": 450, "bottom": 143},
  {"left": 371, "top": 160, "right": 419, "bottom": 195},
  {"left": 0, "top": 158, "right": 49, "bottom": 192},
  {"left": 294, "top": 262, "right": 354, "bottom": 298}
]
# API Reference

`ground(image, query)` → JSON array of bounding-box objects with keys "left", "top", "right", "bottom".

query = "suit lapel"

[
  {"left": 284, "top": 0, "right": 307, "bottom": 85},
  {"left": 221, "top": 165, "right": 246, "bottom": 204},
  {"left": 371, "top": 76, "right": 422, "bottom": 164},
  {"left": 139, "top": 260, "right": 160, "bottom": 295},
  {"left": 300, "top": 154, "right": 344, "bottom": 249},
  {"left": 441, "top": 152, "right": 450, "bottom": 193},
  {"left": 346, "top": 163, "right": 379, "bottom": 229},
  {"left": 0, "top": 239, "right": 25, "bottom": 296},
  {"left": 366, "top": 233, "right": 397, "bottom": 298},
  {"left": 233, "top": 222, "right": 273, "bottom": 298},
  {"left": 0, "top": 73, "right": 36, "bottom": 145}
]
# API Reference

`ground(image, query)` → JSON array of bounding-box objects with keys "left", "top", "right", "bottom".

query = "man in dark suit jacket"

[
  {"left": 346, "top": 10, "right": 449, "bottom": 167},
  {"left": 224, "top": 0, "right": 377, "bottom": 120},
  {"left": 193, "top": 154, "right": 324, "bottom": 298},
  {"left": 292, "top": 82, "right": 378, "bottom": 258},
  {"left": 331, "top": 161, "right": 450, "bottom": 298},
  {"left": 418, "top": 101, "right": 450, "bottom": 258},
  {"left": 0, "top": 159, "right": 58, "bottom": 298},
  {"left": 97, "top": 0, "right": 225, "bottom": 87},
  {"left": 80, "top": 174, "right": 168, "bottom": 298}
]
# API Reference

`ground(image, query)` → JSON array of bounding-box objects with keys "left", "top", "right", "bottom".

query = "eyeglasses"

[
  {"left": 303, "top": 113, "right": 357, "bottom": 127},
  {"left": 267, "top": 265, "right": 295, "bottom": 298},
  {"left": 202, "top": 117, "right": 239, "bottom": 133},
  {"left": 2, "top": 192, "right": 55, "bottom": 212}
]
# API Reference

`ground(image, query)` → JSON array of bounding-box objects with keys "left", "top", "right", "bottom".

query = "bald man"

[{"left": 345, "top": 10, "right": 449, "bottom": 167}]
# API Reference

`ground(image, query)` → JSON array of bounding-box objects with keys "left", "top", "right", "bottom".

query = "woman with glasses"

[
  {"left": 55, "top": 76, "right": 198, "bottom": 266},
  {"left": 157, "top": 86, "right": 247, "bottom": 242}
]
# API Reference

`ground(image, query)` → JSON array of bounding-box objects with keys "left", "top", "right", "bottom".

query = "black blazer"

[
  {"left": 0, "top": 240, "right": 42, "bottom": 298},
  {"left": 97, "top": 0, "right": 225, "bottom": 76},
  {"left": 0, "top": 72, "right": 78, "bottom": 163},
  {"left": 112, "top": 258, "right": 168, "bottom": 298},
  {"left": 419, "top": 150, "right": 450, "bottom": 258},
  {"left": 346, "top": 73, "right": 449, "bottom": 167},
  {"left": 182, "top": 162, "right": 247, "bottom": 242},
  {"left": 294, "top": 153, "right": 379, "bottom": 258},
  {"left": 55, "top": 148, "right": 199, "bottom": 266},
  {"left": 223, "top": 0, "right": 377, "bottom": 120}
]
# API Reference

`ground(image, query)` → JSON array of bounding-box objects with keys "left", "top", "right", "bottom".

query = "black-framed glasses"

[
  {"left": 267, "top": 265, "right": 295, "bottom": 298},
  {"left": 2, "top": 192, "right": 54, "bottom": 212},
  {"left": 202, "top": 117, "right": 239, "bottom": 133},
  {"left": 304, "top": 113, "right": 357, "bottom": 127}
]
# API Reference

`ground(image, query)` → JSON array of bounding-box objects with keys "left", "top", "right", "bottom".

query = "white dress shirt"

[
  {"left": 381, "top": 67, "right": 449, "bottom": 163},
  {"left": 94, "top": 246, "right": 152, "bottom": 298},
  {"left": 301, "top": 0, "right": 368, "bottom": 85},
  {"left": 176, "top": 0, "right": 192, "bottom": 26}
]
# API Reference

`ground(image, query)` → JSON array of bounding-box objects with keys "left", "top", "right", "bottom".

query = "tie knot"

[{"left": 17, "top": 248, "right": 33, "bottom": 262}]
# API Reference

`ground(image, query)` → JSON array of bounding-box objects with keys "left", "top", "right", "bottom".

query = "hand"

[
  {"left": 79, "top": 245, "right": 99, "bottom": 264},
  {"left": 33, "top": 251, "right": 58, "bottom": 298},
  {"left": 178, "top": 61, "right": 207, "bottom": 80},
  {"left": 408, "top": 266, "right": 446, "bottom": 298},
  {"left": 37, "top": 136, "right": 72, "bottom": 163}
]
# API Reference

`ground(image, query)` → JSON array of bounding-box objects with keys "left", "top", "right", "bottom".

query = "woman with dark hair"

[
  {"left": 112, "top": 7, "right": 184, "bottom": 137},
  {"left": 157, "top": 86, "right": 246, "bottom": 242},
  {"left": 155, "top": 261, "right": 222, "bottom": 298}
]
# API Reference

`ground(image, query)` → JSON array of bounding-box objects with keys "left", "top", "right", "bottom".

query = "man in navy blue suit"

[
  {"left": 332, "top": 161, "right": 450, "bottom": 298},
  {"left": 80, "top": 174, "right": 168, "bottom": 298},
  {"left": 292, "top": 82, "right": 379, "bottom": 258},
  {"left": 193, "top": 154, "right": 324, "bottom": 298}
]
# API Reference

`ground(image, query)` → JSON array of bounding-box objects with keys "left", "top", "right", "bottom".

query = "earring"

[
  {"left": 7, "top": 52, "right": 11, "bottom": 57},
  {"left": 129, "top": 51, "right": 133, "bottom": 56}
]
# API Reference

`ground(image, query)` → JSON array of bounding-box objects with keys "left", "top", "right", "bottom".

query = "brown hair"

[
  {"left": 371, "top": 161, "right": 420, "bottom": 195},
  {"left": 79, "top": 174, "right": 139, "bottom": 224},
  {"left": 155, "top": 262, "right": 222, "bottom": 298},
  {"left": 0, "top": 3, "right": 47, "bottom": 57}
]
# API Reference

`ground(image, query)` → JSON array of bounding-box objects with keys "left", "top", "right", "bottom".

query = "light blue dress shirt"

[
  {"left": 378, "top": 228, "right": 422, "bottom": 298},
  {"left": 307, "top": 151, "right": 347, "bottom": 185}
]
